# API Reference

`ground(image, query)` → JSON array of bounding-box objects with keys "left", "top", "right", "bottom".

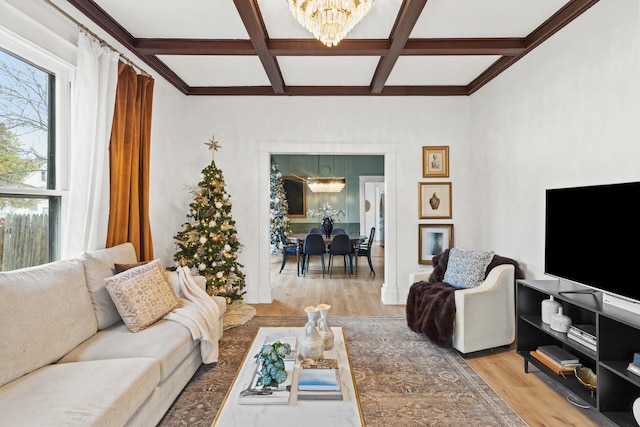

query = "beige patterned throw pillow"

[{"left": 104, "top": 259, "right": 181, "bottom": 332}]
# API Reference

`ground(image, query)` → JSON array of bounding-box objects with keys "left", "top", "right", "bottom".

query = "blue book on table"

[{"left": 298, "top": 366, "right": 340, "bottom": 391}]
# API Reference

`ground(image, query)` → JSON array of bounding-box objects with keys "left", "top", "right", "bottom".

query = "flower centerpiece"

[{"left": 307, "top": 202, "right": 345, "bottom": 238}]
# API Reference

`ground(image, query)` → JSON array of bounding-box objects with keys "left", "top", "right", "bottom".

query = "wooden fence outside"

[{"left": 0, "top": 213, "right": 49, "bottom": 271}]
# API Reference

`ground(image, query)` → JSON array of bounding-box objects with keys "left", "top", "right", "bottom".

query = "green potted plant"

[{"left": 254, "top": 341, "right": 292, "bottom": 387}]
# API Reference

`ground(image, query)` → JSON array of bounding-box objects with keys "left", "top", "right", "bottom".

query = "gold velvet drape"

[{"left": 106, "top": 61, "right": 154, "bottom": 261}]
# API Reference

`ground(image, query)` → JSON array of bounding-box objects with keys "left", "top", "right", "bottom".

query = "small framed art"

[
  {"left": 422, "top": 146, "right": 449, "bottom": 177},
  {"left": 418, "top": 182, "right": 452, "bottom": 219},
  {"left": 418, "top": 224, "right": 454, "bottom": 265}
]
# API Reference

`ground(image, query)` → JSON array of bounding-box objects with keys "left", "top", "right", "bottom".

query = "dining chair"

[
  {"left": 328, "top": 234, "right": 352, "bottom": 277},
  {"left": 308, "top": 227, "right": 323, "bottom": 235},
  {"left": 278, "top": 228, "right": 299, "bottom": 275},
  {"left": 332, "top": 228, "right": 346, "bottom": 235},
  {"left": 302, "top": 233, "right": 326, "bottom": 277},
  {"left": 354, "top": 227, "right": 375, "bottom": 275}
]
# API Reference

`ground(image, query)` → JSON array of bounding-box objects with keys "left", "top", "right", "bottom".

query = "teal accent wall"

[{"left": 272, "top": 155, "right": 384, "bottom": 234}]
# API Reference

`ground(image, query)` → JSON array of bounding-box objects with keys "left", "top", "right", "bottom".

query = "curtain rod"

[{"left": 44, "top": 0, "right": 151, "bottom": 77}]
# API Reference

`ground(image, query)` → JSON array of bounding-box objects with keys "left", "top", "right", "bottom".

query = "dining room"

[
  {"left": 270, "top": 154, "right": 384, "bottom": 237},
  {"left": 270, "top": 154, "right": 384, "bottom": 281}
]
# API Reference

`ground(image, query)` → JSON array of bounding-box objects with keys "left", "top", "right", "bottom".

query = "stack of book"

[
  {"left": 297, "top": 358, "right": 343, "bottom": 400},
  {"left": 567, "top": 324, "right": 597, "bottom": 351},
  {"left": 626, "top": 352, "right": 640, "bottom": 378},
  {"left": 529, "top": 344, "right": 581, "bottom": 378}
]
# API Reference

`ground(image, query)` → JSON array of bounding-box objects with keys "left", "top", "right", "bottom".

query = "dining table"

[{"left": 288, "top": 233, "right": 367, "bottom": 276}]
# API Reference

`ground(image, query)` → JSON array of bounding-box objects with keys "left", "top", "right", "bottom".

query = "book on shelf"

[
  {"left": 534, "top": 349, "right": 581, "bottom": 369},
  {"left": 628, "top": 362, "right": 640, "bottom": 378},
  {"left": 298, "top": 358, "right": 341, "bottom": 392},
  {"left": 567, "top": 330, "right": 597, "bottom": 352},
  {"left": 536, "top": 344, "right": 580, "bottom": 365},
  {"left": 634, "top": 352, "right": 640, "bottom": 367},
  {"left": 529, "top": 351, "right": 579, "bottom": 378}
]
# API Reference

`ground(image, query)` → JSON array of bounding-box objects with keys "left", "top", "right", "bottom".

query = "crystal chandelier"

[
  {"left": 288, "top": 0, "right": 374, "bottom": 47},
  {"left": 306, "top": 177, "right": 346, "bottom": 192},
  {"left": 306, "top": 155, "right": 346, "bottom": 192}
]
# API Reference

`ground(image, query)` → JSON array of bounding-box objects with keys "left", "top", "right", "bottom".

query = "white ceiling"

[{"left": 66, "top": 0, "right": 597, "bottom": 95}]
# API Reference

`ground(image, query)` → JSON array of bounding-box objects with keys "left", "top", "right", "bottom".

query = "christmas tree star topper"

[{"left": 205, "top": 135, "right": 222, "bottom": 152}]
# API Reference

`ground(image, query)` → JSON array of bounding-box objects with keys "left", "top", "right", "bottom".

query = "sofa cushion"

[
  {"left": 104, "top": 259, "right": 181, "bottom": 332},
  {"left": 443, "top": 248, "right": 495, "bottom": 289},
  {"left": 0, "top": 358, "right": 160, "bottom": 427},
  {"left": 58, "top": 319, "right": 197, "bottom": 382},
  {"left": 0, "top": 259, "right": 97, "bottom": 388},
  {"left": 82, "top": 243, "right": 138, "bottom": 330},
  {"left": 114, "top": 260, "right": 149, "bottom": 274}
]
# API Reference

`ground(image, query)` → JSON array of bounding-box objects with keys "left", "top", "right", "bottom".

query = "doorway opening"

[{"left": 258, "top": 141, "right": 399, "bottom": 305}]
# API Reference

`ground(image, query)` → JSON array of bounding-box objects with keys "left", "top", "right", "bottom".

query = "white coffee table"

[{"left": 212, "top": 326, "right": 364, "bottom": 426}]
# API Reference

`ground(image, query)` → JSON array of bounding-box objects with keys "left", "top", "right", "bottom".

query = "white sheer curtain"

[{"left": 61, "top": 32, "right": 119, "bottom": 258}]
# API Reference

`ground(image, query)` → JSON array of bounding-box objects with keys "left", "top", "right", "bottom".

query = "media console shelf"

[{"left": 517, "top": 280, "right": 640, "bottom": 427}]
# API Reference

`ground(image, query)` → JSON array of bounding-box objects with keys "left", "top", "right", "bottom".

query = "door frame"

[{"left": 258, "top": 141, "right": 399, "bottom": 304}]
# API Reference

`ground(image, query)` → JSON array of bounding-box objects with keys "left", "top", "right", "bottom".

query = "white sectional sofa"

[{"left": 0, "top": 242, "right": 226, "bottom": 427}]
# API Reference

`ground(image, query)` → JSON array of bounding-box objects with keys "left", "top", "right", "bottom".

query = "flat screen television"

[{"left": 545, "top": 181, "right": 640, "bottom": 308}]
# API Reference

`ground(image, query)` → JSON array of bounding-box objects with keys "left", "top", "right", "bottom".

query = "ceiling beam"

[
  {"left": 403, "top": 38, "right": 525, "bottom": 56},
  {"left": 268, "top": 39, "right": 390, "bottom": 56},
  {"left": 467, "top": 0, "right": 599, "bottom": 95},
  {"left": 135, "top": 38, "right": 525, "bottom": 57},
  {"left": 233, "top": 0, "right": 285, "bottom": 94},
  {"left": 187, "top": 85, "right": 466, "bottom": 96},
  {"left": 135, "top": 39, "right": 256, "bottom": 55},
  {"left": 370, "top": 0, "right": 429, "bottom": 94}
]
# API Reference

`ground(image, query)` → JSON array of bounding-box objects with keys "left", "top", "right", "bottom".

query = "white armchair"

[{"left": 408, "top": 263, "right": 516, "bottom": 355}]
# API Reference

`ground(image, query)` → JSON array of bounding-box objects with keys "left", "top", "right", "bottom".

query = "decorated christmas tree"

[
  {"left": 270, "top": 159, "right": 291, "bottom": 254},
  {"left": 173, "top": 136, "right": 246, "bottom": 303}
]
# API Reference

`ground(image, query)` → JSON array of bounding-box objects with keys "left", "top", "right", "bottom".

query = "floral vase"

[{"left": 321, "top": 217, "right": 334, "bottom": 238}]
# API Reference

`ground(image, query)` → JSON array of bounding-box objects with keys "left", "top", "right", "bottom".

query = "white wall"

[
  {"left": 469, "top": 0, "right": 640, "bottom": 279},
  {"left": 153, "top": 97, "right": 472, "bottom": 304}
]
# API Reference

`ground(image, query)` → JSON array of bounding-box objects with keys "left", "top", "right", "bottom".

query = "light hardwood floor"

[{"left": 254, "top": 243, "right": 600, "bottom": 427}]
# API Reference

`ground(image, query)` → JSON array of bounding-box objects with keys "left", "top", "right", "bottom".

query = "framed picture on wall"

[
  {"left": 422, "top": 146, "right": 449, "bottom": 177},
  {"left": 283, "top": 176, "right": 306, "bottom": 218},
  {"left": 418, "top": 224, "right": 454, "bottom": 265},
  {"left": 418, "top": 182, "right": 452, "bottom": 219}
]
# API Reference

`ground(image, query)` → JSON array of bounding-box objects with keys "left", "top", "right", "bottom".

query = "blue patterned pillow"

[{"left": 443, "top": 248, "right": 494, "bottom": 289}]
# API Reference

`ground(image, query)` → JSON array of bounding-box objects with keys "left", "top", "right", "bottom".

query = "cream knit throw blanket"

[{"left": 164, "top": 267, "right": 221, "bottom": 364}]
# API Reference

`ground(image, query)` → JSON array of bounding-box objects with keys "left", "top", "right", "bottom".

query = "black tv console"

[{"left": 517, "top": 279, "right": 640, "bottom": 426}]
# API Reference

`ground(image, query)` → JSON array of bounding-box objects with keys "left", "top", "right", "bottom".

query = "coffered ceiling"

[{"left": 64, "top": 0, "right": 599, "bottom": 96}]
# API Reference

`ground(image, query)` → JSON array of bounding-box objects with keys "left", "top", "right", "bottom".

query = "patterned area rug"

[{"left": 158, "top": 316, "right": 527, "bottom": 427}]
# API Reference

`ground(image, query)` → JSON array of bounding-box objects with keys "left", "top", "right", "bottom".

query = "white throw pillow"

[
  {"left": 104, "top": 259, "right": 181, "bottom": 332},
  {"left": 443, "top": 248, "right": 494, "bottom": 289}
]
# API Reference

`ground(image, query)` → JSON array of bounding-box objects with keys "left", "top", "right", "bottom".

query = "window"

[{"left": 0, "top": 33, "right": 69, "bottom": 271}]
